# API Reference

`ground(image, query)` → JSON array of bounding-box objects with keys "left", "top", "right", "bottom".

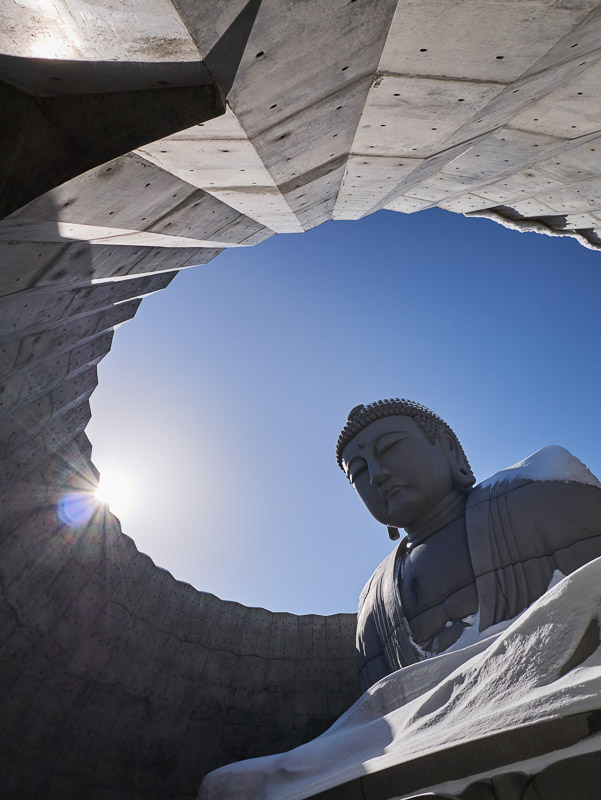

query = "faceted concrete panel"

[
  {"left": 440, "top": 128, "right": 568, "bottom": 183},
  {"left": 438, "top": 193, "right": 505, "bottom": 214},
  {"left": 351, "top": 75, "right": 504, "bottom": 159},
  {"left": 171, "top": 0, "right": 399, "bottom": 230},
  {"left": 379, "top": 0, "right": 601, "bottom": 83},
  {"left": 0, "top": 240, "right": 218, "bottom": 294},
  {"left": 0, "top": 354, "right": 101, "bottom": 425},
  {"left": 373, "top": 139, "right": 482, "bottom": 213},
  {"left": 442, "top": 56, "right": 601, "bottom": 150},
  {"left": 523, "top": 1, "right": 601, "bottom": 74},
  {"left": 174, "top": 0, "right": 398, "bottom": 139},
  {"left": 0, "top": 0, "right": 200, "bottom": 64},
  {"left": 481, "top": 197, "right": 558, "bottom": 217},
  {"left": 333, "top": 155, "right": 424, "bottom": 220},
  {"left": 8, "top": 153, "right": 271, "bottom": 248},
  {"left": 281, "top": 163, "right": 348, "bottom": 230},
  {"left": 4, "top": 302, "right": 139, "bottom": 376},
  {"left": 384, "top": 195, "right": 435, "bottom": 214},
  {"left": 533, "top": 183, "right": 601, "bottom": 214},
  {"left": 137, "top": 110, "right": 304, "bottom": 233},
  {"left": 15, "top": 153, "right": 203, "bottom": 231},
  {"left": 196, "top": 187, "right": 301, "bottom": 234},
  {"left": 0, "top": 76, "right": 225, "bottom": 221},
  {"left": 0, "top": 273, "right": 173, "bottom": 338},
  {"left": 0, "top": 241, "right": 70, "bottom": 295},
  {"left": 405, "top": 128, "right": 576, "bottom": 210},
  {"left": 470, "top": 169, "right": 567, "bottom": 206},
  {"left": 510, "top": 60, "right": 601, "bottom": 139},
  {"left": 533, "top": 137, "right": 601, "bottom": 184},
  {"left": 0, "top": 218, "right": 248, "bottom": 250},
  {"left": 139, "top": 120, "right": 270, "bottom": 192},
  {"left": 250, "top": 79, "right": 378, "bottom": 229}
]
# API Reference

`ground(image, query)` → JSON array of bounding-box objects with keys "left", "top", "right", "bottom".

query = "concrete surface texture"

[{"left": 3, "top": 0, "right": 601, "bottom": 797}]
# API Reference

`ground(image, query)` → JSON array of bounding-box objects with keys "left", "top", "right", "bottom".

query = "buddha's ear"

[{"left": 440, "top": 429, "right": 476, "bottom": 487}]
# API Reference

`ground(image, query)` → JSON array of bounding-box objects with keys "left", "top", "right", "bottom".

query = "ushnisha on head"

[{"left": 337, "top": 399, "right": 475, "bottom": 540}]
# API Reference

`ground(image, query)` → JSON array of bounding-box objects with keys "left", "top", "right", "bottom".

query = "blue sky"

[{"left": 87, "top": 208, "right": 601, "bottom": 615}]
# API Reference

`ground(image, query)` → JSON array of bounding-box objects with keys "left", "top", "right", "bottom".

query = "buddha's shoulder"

[{"left": 469, "top": 445, "right": 601, "bottom": 523}]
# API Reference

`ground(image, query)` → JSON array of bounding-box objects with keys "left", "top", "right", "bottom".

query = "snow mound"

[
  {"left": 479, "top": 445, "right": 601, "bottom": 490},
  {"left": 198, "top": 557, "right": 601, "bottom": 800}
]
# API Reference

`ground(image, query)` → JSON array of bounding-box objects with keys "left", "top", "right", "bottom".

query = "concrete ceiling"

[{"left": 4, "top": 0, "right": 601, "bottom": 260}]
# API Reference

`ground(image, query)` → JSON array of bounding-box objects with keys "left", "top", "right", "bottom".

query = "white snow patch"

[
  {"left": 443, "top": 611, "right": 511, "bottom": 654},
  {"left": 479, "top": 445, "right": 601, "bottom": 490},
  {"left": 443, "top": 571, "right": 567, "bottom": 655},
  {"left": 547, "top": 568, "right": 566, "bottom": 590}
]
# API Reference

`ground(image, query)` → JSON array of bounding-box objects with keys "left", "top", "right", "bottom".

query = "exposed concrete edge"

[{"left": 115, "top": 522, "right": 359, "bottom": 620}]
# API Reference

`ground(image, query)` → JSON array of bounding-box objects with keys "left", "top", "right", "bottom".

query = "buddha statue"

[
  {"left": 199, "top": 399, "right": 601, "bottom": 799},
  {"left": 337, "top": 398, "right": 601, "bottom": 691}
]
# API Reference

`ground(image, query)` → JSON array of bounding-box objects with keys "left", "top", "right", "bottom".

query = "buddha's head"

[{"left": 337, "top": 399, "right": 475, "bottom": 536}]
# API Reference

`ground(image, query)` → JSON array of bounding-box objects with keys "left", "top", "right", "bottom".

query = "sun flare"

[{"left": 95, "top": 469, "right": 135, "bottom": 516}]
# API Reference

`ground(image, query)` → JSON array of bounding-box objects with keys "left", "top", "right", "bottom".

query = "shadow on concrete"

[
  {"left": 0, "top": 66, "right": 224, "bottom": 220},
  {"left": 204, "top": 0, "right": 263, "bottom": 95}
]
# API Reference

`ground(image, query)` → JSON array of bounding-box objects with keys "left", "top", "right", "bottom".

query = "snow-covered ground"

[{"left": 199, "top": 556, "right": 601, "bottom": 800}]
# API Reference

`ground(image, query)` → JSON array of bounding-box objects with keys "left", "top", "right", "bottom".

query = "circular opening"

[{"left": 88, "top": 208, "right": 601, "bottom": 613}]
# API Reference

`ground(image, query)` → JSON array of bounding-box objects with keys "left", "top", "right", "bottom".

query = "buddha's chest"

[{"left": 398, "top": 518, "right": 478, "bottom": 653}]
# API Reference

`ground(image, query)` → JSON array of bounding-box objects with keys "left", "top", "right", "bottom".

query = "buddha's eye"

[{"left": 377, "top": 436, "right": 407, "bottom": 457}]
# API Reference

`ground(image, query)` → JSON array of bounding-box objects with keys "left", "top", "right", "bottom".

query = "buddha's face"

[{"left": 341, "top": 415, "right": 457, "bottom": 530}]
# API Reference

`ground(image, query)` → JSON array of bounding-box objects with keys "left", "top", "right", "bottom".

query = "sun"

[{"left": 95, "top": 469, "right": 135, "bottom": 517}]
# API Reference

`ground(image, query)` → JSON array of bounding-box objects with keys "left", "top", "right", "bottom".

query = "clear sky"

[{"left": 86, "top": 208, "right": 601, "bottom": 615}]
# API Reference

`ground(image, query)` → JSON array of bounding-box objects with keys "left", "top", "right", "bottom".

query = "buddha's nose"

[{"left": 370, "top": 468, "right": 390, "bottom": 487}]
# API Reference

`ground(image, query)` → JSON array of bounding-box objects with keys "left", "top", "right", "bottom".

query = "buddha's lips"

[{"left": 383, "top": 484, "right": 408, "bottom": 502}]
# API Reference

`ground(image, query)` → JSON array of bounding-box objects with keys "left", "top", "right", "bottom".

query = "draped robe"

[{"left": 357, "top": 446, "right": 601, "bottom": 691}]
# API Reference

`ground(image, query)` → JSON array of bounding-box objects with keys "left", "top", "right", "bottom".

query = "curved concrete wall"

[
  {"left": 1, "top": 487, "right": 358, "bottom": 798},
  {"left": 0, "top": 207, "right": 359, "bottom": 796},
  {"left": 3, "top": 0, "right": 601, "bottom": 796}
]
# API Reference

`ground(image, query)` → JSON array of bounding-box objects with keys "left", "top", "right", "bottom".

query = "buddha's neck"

[{"left": 405, "top": 488, "right": 469, "bottom": 547}]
